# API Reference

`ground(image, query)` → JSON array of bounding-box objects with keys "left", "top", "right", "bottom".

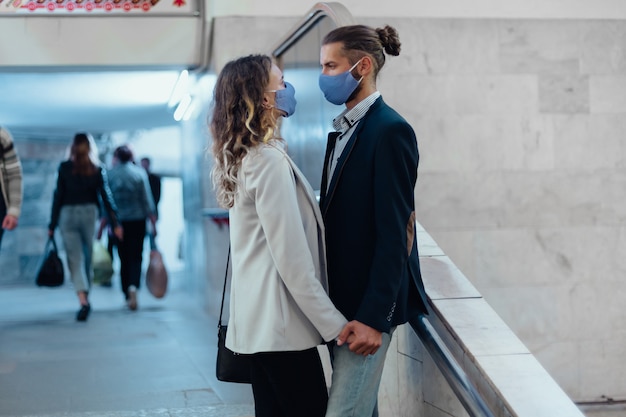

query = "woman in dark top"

[{"left": 48, "top": 133, "right": 123, "bottom": 322}]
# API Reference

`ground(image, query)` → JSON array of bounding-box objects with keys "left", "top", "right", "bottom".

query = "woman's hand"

[
  {"left": 337, "top": 320, "right": 383, "bottom": 356},
  {"left": 96, "top": 217, "right": 107, "bottom": 239}
]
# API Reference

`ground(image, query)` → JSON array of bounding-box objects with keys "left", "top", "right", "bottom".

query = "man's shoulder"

[
  {"left": 369, "top": 98, "right": 404, "bottom": 120},
  {"left": 363, "top": 101, "right": 409, "bottom": 131}
]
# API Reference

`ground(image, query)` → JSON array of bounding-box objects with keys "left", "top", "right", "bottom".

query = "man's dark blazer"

[{"left": 320, "top": 96, "right": 429, "bottom": 333}]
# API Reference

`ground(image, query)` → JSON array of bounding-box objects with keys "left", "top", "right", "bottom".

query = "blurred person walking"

[
  {"left": 107, "top": 145, "right": 157, "bottom": 311},
  {"left": 139, "top": 156, "right": 161, "bottom": 247},
  {"left": 140, "top": 157, "right": 161, "bottom": 217},
  {"left": 0, "top": 127, "right": 23, "bottom": 252},
  {"left": 48, "top": 133, "right": 123, "bottom": 321}
]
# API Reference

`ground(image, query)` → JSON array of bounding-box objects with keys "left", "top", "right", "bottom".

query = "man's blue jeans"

[{"left": 325, "top": 328, "right": 394, "bottom": 417}]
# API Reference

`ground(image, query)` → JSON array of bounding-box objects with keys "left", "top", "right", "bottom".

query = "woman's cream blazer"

[{"left": 226, "top": 143, "right": 347, "bottom": 354}]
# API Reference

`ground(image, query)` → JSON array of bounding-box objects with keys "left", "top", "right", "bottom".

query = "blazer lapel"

[
  {"left": 320, "top": 131, "right": 340, "bottom": 204},
  {"left": 320, "top": 97, "right": 384, "bottom": 214},
  {"left": 287, "top": 155, "right": 326, "bottom": 231},
  {"left": 321, "top": 122, "right": 364, "bottom": 215}
]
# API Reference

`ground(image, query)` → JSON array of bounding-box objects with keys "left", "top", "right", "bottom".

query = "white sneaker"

[{"left": 127, "top": 286, "right": 138, "bottom": 311}]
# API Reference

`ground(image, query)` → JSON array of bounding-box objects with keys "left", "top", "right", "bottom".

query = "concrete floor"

[
  {"left": 2, "top": 270, "right": 622, "bottom": 417},
  {"left": 0, "top": 272, "right": 254, "bottom": 417}
]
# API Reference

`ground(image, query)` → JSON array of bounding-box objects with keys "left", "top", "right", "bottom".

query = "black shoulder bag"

[
  {"left": 216, "top": 246, "right": 252, "bottom": 383},
  {"left": 36, "top": 237, "right": 65, "bottom": 287}
]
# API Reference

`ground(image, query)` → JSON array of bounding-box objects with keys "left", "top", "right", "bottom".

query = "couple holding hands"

[{"left": 210, "top": 24, "right": 429, "bottom": 417}]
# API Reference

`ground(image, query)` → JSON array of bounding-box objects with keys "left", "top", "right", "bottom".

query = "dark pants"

[
  {"left": 117, "top": 219, "right": 146, "bottom": 299},
  {"left": 107, "top": 228, "right": 116, "bottom": 260},
  {"left": 250, "top": 347, "right": 328, "bottom": 417}
]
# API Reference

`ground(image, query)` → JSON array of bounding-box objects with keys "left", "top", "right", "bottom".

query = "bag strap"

[
  {"left": 218, "top": 245, "right": 231, "bottom": 327},
  {"left": 46, "top": 236, "right": 58, "bottom": 253}
]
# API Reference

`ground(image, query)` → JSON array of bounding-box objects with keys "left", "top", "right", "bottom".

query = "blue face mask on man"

[
  {"left": 318, "top": 59, "right": 363, "bottom": 105},
  {"left": 267, "top": 81, "right": 297, "bottom": 117}
]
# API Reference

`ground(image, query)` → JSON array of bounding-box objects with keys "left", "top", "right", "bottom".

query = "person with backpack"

[{"left": 0, "top": 126, "right": 23, "bottom": 251}]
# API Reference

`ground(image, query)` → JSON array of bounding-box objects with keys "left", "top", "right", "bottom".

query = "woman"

[
  {"left": 210, "top": 54, "right": 348, "bottom": 417},
  {"left": 49, "top": 133, "right": 123, "bottom": 322},
  {"left": 106, "top": 145, "right": 157, "bottom": 311}
]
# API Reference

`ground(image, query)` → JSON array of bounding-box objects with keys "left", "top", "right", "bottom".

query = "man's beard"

[{"left": 346, "top": 81, "right": 363, "bottom": 103}]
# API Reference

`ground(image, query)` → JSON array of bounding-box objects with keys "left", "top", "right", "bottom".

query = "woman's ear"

[{"left": 262, "top": 92, "right": 272, "bottom": 109}]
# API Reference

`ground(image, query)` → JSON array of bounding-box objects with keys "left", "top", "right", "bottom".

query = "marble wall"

[{"left": 361, "top": 17, "right": 626, "bottom": 404}]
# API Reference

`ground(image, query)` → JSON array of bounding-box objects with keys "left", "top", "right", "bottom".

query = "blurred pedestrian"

[
  {"left": 48, "top": 133, "right": 123, "bottom": 322},
  {"left": 107, "top": 145, "right": 157, "bottom": 311},
  {"left": 0, "top": 127, "right": 23, "bottom": 252},
  {"left": 140, "top": 157, "right": 161, "bottom": 216},
  {"left": 140, "top": 156, "right": 161, "bottom": 248}
]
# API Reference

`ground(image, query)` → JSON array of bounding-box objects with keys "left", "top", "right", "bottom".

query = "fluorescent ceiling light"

[
  {"left": 168, "top": 70, "right": 189, "bottom": 108},
  {"left": 173, "top": 94, "right": 192, "bottom": 121}
]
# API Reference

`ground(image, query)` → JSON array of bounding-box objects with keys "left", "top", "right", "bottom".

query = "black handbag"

[
  {"left": 216, "top": 246, "right": 251, "bottom": 383},
  {"left": 36, "top": 237, "right": 64, "bottom": 287}
]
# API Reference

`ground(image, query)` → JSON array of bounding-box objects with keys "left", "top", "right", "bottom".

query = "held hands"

[
  {"left": 336, "top": 320, "right": 383, "bottom": 356},
  {"left": 1, "top": 214, "right": 18, "bottom": 230}
]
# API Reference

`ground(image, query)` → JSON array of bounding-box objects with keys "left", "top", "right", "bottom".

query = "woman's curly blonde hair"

[{"left": 209, "top": 54, "right": 280, "bottom": 208}]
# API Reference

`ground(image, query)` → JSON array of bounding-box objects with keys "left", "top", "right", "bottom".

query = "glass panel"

[{"left": 277, "top": 16, "right": 344, "bottom": 194}]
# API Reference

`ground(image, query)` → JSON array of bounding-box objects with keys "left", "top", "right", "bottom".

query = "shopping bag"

[
  {"left": 92, "top": 240, "right": 113, "bottom": 286},
  {"left": 36, "top": 237, "right": 64, "bottom": 287},
  {"left": 146, "top": 247, "right": 168, "bottom": 298}
]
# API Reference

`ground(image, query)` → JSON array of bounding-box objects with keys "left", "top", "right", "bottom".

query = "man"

[
  {"left": 140, "top": 156, "right": 161, "bottom": 249},
  {"left": 0, "top": 127, "right": 23, "bottom": 251},
  {"left": 140, "top": 157, "right": 161, "bottom": 217},
  {"left": 318, "top": 24, "right": 430, "bottom": 417},
  {"left": 107, "top": 146, "right": 157, "bottom": 310}
]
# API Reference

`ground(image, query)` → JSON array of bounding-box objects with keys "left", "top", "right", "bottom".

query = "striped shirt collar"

[{"left": 332, "top": 91, "right": 381, "bottom": 133}]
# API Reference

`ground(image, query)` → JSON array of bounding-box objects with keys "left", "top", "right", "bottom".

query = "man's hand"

[
  {"left": 148, "top": 215, "right": 157, "bottom": 237},
  {"left": 113, "top": 226, "right": 124, "bottom": 241},
  {"left": 336, "top": 320, "right": 382, "bottom": 356},
  {"left": 1, "top": 214, "right": 18, "bottom": 230}
]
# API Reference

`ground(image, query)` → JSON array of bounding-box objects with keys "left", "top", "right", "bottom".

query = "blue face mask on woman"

[
  {"left": 267, "top": 81, "right": 297, "bottom": 117},
  {"left": 318, "top": 59, "right": 363, "bottom": 105}
]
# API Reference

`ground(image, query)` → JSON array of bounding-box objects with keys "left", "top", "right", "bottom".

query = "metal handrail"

[
  {"left": 410, "top": 315, "right": 495, "bottom": 417},
  {"left": 270, "top": 2, "right": 355, "bottom": 58}
]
